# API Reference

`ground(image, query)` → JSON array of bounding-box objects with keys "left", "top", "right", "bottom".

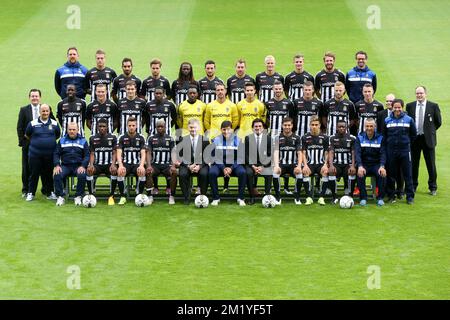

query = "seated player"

[
  {"left": 176, "top": 119, "right": 209, "bottom": 205},
  {"left": 327, "top": 120, "right": 357, "bottom": 204},
  {"left": 301, "top": 116, "right": 330, "bottom": 205},
  {"left": 245, "top": 118, "right": 272, "bottom": 205},
  {"left": 86, "top": 118, "right": 118, "bottom": 205},
  {"left": 116, "top": 117, "right": 147, "bottom": 205},
  {"left": 53, "top": 122, "right": 89, "bottom": 206},
  {"left": 208, "top": 121, "right": 247, "bottom": 206},
  {"left": 146, "top": 119, "right": 178, "bottom": 204},
  {"left": 355, "top": 118, "right": 387, "bottom": 206},
  {"left": 272, "top": 117, "right": 302, "bottom": 205}
]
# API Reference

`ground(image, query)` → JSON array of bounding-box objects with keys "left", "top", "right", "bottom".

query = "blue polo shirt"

[{"left": 25, "top": 118, "right": 60, "bottom": 158}]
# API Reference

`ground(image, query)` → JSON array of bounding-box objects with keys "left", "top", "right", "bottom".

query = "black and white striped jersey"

[
  {"left": 117, "top": 97, "right": 146, "bottom": 135},
  {"left": 329, "top": 133, "right": 356, "bottom": 165},
  {"left": 255, "top": 72, "right": 284, "bottom": 104},
  {"left": 84, "top": 67, "right": 117, "bottom": 102},
  {"left": 226, "top": 74, "right": 255, "bottom": 104},
  {"left": 86, "top": 100, "right": 118, "bottom": 135},
  {"left": 56, "top": 97, "right": 86, "bottom": 137},
  {"left": 276, "top": 133, "right": 301, "bottom": 165},
  {"left": 117, "top": 132, "right": 146, "bottom": 165},
  {"left": 314, "top": 69, "right": 346, "bottom": 103},
  {"left": 171, "top": 80, "right": 200, "bottom": 106},
  {"left": 292, "top": 97, "right": 322, "bottom": 138},
  {"left": 301, "top": 133, "right": 329, "bottom": 165},
  {"left": 144, "top": 99, "right": 177, "bottom": 136},
  {"left": 111, "top": 74, "right": 142, "bottom": 101},
  {"left": 139, "top": 75, "right": 171, "bottom": 102},
  {"left": 147, "top": 134, "right": 175, "bottom": 165},
  {"left": 199, "top": 76, "right": 224, "bottom": 104},
  {"left": 354, "top": 99, "right": 384, "bottom": 134},
  {"left": 321, "top": 98, "right": 356, "bottom": 136},
  {"left": 89, "top": 133, "right": 117, "bottom": 165},
  {"left": 265, "top": 98, "right": 295, "bottom": 136},
  {"left": 284, "top": 70, "right": 315, "bottom": 101}
]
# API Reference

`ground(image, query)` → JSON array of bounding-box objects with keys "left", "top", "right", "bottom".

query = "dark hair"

[
  {"left": 391, "top": 98, "right": 404, "bottom": 108},
  {"left": 221, "top": 120, "right": 232, "bottom": 129},
  {"left": 282, "top": 117, "right": 293, "bottom": 124},
  {"left": 252, "top": 118, "right": 265, "bottom": 128},
  {"left": 244, "top": 82, "right": 255, "bottom": 88},
  {"left": 67, "top": 47, "right": 78, "bottom": 54},
  {"left": 29, "top": 89, "right": 41, "bottom": 97},
  {"left": 122, "top": 57, "right": 133, "bottom": 65},
  {"left": 355, "top": 50, "right": 368, "bottom": 59},
  {"left": 204, "top": 60, "right": 215, "bottom": 67},
  {"left": 177, "top": 62, "right": 195, "bottom": 83},
  {"left": 363, "top": 83, "right": 373, "bottom": 89},
  {"left": 98, "top": 118, "right": 108, "bottom": 125},
  {"left": 273, "top": 80, "right": 283, "bottom": 86},
  {"left": 125, "top": 80, "right": 137, "bottom": 88}
]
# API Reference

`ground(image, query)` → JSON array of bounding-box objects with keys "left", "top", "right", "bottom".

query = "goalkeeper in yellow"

[
  {"left": 177, "top": 85, "right": 206, "bottom": 136},
  {"left": 236, "top": 82, "right": 266, "bottom": 140},
  {"left": 204, "top": 83, "right": 239, "bottom": 140}
]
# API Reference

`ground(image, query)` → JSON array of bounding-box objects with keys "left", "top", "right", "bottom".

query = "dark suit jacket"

[
  {"left": 376, "top": 109, "right": 390, "bottom": 134},
  {"left": 17, "top": 104, "right": 55, "bottom": 147},
  {"left": 244, "top": 132, "right": 272, "bottom": 167},
  {"left": 406, "top": 100, "right": 441, "bottom": 148},
  {"left": 176, "top": 134, "right": 209, "bottom": 166}
]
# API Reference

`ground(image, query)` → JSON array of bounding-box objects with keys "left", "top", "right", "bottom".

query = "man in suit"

[
  {"left": 406, "top": 86, "right": 442, "bottom": 195},
  {"left": 175, "top": 119, "right": 209, "bottom": 205},
  {"left": 245, "top": 118, "right": 272, "bottom": 205},
  {"left": 17, "top": 89, "right": 56, "bottom": 198}
]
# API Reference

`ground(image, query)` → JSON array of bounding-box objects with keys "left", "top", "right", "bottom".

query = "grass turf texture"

[{"left": 0, "top": 0, "right": 449, "bottom": 299}]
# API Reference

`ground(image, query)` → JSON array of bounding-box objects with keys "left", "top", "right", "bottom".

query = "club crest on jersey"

[
  {"left": 166, "top": 141, "right": 169, "bottom": 146},
  {"left": 109, "top": 140, "right": 112, "bottom": 146},
  {"left": 282, "top": 105, "right": 286, "bottom": 110},
  {"left": 136, "top": 140, "right": 140, "bottom": 146},
  {"left": 319, "top": 138, "right": 323, "bottom": 144},
  {"left": 226, "top": 107, "right": 229, "bottom": 112},
  {"left": 312, "top": 105, "right": 316, "bottom": 110},
  {"left": 106, "top": 107, "right": 110, "bottom": 112},
  {"left": 165, "top": 107, "right": 168, "bottom": 112},
  {"left": 373, "top": 107, "right": 378, "bottom": 112},
  {"left": 347, "top": 142, "right": 351, "bottom": 147},
  {"left": 343, "top": 106, "right": 347, "bottom": 112},
  {"left": 48, "top": 125, "right": 53, "bottom": 130},
  {"left": 254, "top": 107, "right": 258, "bottom": 113},
  {"left": 197, "top": 107, "right": 201, "bottom": 112},
  {"left": 106, "top": 73, "right": 110, "bottom": 79}
]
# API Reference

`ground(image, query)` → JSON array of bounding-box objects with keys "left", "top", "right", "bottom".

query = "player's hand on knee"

[
  {"left": 137, "top": 165, "right": 145, "bottom": 176},
  {"left": 320, "top": 165, "right": 328, "bottom": 176},
  {"left": 357, "top": 166, "right": 366, "bottom": 178},
  {"left": 118, "top": 166, "right": 126, "bottom": 177},
  {"left": 294, "top": 166, "right": 302, "bottom": 175},
  {"left": 348, "top": 165, "right": 356, "bottom": 176},
  {"left": 53, "top": 165, "right": 62, "bottom": 176},
  {"left": 110, "top": 165, "right": 117, "bottom": 176},
  {"left": 302, "top": 165, "right": 311, "bottom": 176},
  {"left": 273, "top": 166, "right": 281, "bottom": 175},
  {"left": 378, "top": 166, "right": 387, "bottom": 177},
  {"left": 87, "top": 165, "right": 95, "bottom": 176},
  {"left": 329, "top": 164, "right": 336, "bottom": 175},
  {"left": 77, "top": 166, "right": 86, "bottom": 175}
]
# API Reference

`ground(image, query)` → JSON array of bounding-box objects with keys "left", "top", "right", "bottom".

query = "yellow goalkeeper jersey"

[
  {"left": 236, "top": 98, "right": 266, "bottom": 139},
  {"left": 177, "top": 99, "right": 207, "bottom": 135},
  {"left": 204, "top": 98, "right": 239, "bottom": 140}
]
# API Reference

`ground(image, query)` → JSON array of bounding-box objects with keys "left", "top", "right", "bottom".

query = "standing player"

[
  {"left": 171, "top": 62, "right": 199, "bottom": 106},
  {"left": 139, "top": 58, "right": 171, "bottom": 102},
  {"left": 204, "top": 83, "right": 239, "bottom": 140},
  {"left": 226, "top": 59, "right": 255, "bottom": 104},
  {"left": 320, "top": 81, "right": 357, "bottom": 136},
  {"left": 265, "top": 80, "right": 295, "bottom": 136},
  {"left": 144, "top": 86, "right": 177, "bottom": 136},
  {"left": 112, "top": 58, "right": 142, "bottom": 103},
  {"left": 86, "top": 118, "right": 118, "bottom": 205},
  {"left": 236, "top": 82, "right": 266, "bottom": 140},
  {"left": 117, "top": 81, "right": 147, "bottom": 135},
  {"left": 84, "top": 49, "right": 117, "bottom": 102},
  {"left": 284, "top": 54, "right": 315, "bottom": 101},
  {"left": 146, "top": 120, "right": 179, "bottom": 204},
  {"left": 292, "top": 81, "right": 323, "bottom": 138},
  {"left": 86, "top": 84, "right": 119, "bottom": 135},
  {"left": 353, "top": 83, "right": 383, "bottom": 135},
  {"left": 272, "top": 117, "right": 303, "bottom": 205},
  {"left": 57, "top": 84, "right": 86, "bottom": 137},
  {"left": 327, "top": 120, "right": 357, "bottom": 203},
  {"left": 314, "top": 52, "right": 346, "bottom": 103},
  {"left": 301, "top": 116, "right": 330, "bottom": 206},
  {"left": 255, "top": 55, "right": 284, "bottom": 104},
  {"left": 199, "top": 60, "right": 224, "bottom": 104},
  {"left": 176, "top": 85, "right": 206, "bottom": 136},
  {"left": 116, "top": 117, "right": 147, "bottom": 205},
  {"left": 346, "top": 51, "right": 377, "bottom": 104}
]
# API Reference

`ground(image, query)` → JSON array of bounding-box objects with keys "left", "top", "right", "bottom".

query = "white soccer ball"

[
  {"left": 82, "top": 195, "right": 97, "bottom": 208},
  {"left": 194, "top": 195, "right": 209, "bottom": 208},
  {"left": 262, "top": 195, "right": 277, "bottom": 208},
  {"left": 339, "top": 195, "right": 354, "bottom": 209},
  {"left": 135, "top": 194, "right": 150, "bottom": 207}
]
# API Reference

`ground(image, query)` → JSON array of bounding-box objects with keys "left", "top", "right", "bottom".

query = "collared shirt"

[
  {"left": 32, "top": 104, "right": 40, "bottom": 120},
  {"left": 190, "top": 135, "right": 198, "bottom": 151}
]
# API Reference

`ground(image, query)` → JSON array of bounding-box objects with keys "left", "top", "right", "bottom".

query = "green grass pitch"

[{"left": 0, "top": 0, "right": 449, "bottom": 299}]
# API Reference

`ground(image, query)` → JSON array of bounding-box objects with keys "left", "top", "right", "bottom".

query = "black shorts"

[
  {"left": 279, "top": 164, "right": 296, "bottom": 177},
  {"left": 124, "top": 163, "right": 141, "bottom": 176},
  {"left": 308, "top": 164, "right": 325, "bottom": 176},
  {"left": 151, "top": 163, "right": 173, "bottom": 178},
  {"left": 332, "top": 164, "right": 350, "bottom": 179},
  {"left": 94, "top": 164, "right": 112, "bottom": 176}
]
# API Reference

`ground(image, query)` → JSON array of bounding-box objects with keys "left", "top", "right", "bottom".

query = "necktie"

[
  {"left": 191, "top": 138, "right": 195, "bottom": 164},
  {"left": 33, "top": 106, "right": 39, "bottom": 120},
  {"left": 418, "top": 103, "right": 424, "bottom": 134},
  {"left": 256, "top": 135, "right": 260, "bottom": 164}
]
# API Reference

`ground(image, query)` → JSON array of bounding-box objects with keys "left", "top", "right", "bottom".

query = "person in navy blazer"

[{"left": 406, "top": 86, "right": 442, "bottom": 195}]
